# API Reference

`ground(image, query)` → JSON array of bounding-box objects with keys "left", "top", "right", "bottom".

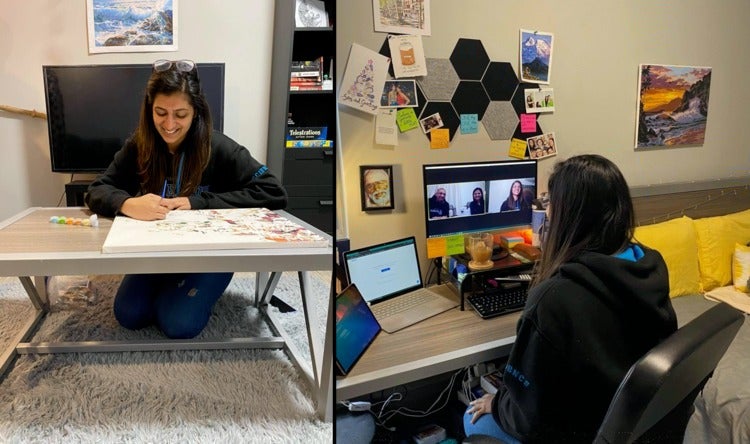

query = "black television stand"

[{"left": 65, "top": 180, "right": 92, "bottom": 206}]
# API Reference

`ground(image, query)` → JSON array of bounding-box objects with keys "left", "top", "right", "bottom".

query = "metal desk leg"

[
  {"left": 298, "top": 271, "right": 332, "bottom": 421},
  {"left": 0, "top": 277, "right": 48, "bottom": 379}
]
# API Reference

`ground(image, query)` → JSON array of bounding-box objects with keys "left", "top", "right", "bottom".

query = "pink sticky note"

[{"left": 520, "top": 114, "right": 536, "bottom": 133}]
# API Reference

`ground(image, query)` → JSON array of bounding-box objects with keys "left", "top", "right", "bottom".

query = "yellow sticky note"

[
  {"left": 396, "top": 108, "right": 420, "bottom": 132},
  {"left": 426, "top": 235, "right": 465, "bottom": 258},
  {"left": 430, "top": 128, "right": 450, "bottom": 149},
  {"left": 426, "top": 237, "right": 447, "bottom": 258},
  {"left": 509, "top": 138, "right": 528, "bottom": 159}
]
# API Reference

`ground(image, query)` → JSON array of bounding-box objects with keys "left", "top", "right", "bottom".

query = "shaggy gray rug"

[{"left": 0, "top": 272, "right": 332, "bottom": 443}]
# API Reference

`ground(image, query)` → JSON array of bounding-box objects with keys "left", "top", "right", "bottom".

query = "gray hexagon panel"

[
  {"left": 482, "top": 101, "right": 520, "bottom": 140},
  {"left": 416, "top": 58, "right": 460, "bottom": 101}
]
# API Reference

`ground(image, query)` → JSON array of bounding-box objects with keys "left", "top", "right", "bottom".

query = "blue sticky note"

[{"left": 460, "top": 114, "right": 478, "bottom": 134}]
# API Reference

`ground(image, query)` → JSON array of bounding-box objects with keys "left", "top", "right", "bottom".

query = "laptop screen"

[
  {"left": 335, "top": 283, "right": 381, "bottom": 375},
  {"left": 343, "top": 237, "right": 424, "bottom": 304}
]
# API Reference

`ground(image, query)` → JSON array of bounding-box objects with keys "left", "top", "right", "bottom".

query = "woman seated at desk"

[
  {"left": 464, "top": 155, "right": 676, "bottom": 443},
  {"left": 85, "top": 59, "right": 287, "bottom": 339}
]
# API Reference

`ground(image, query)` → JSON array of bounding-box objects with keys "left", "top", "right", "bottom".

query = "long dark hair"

[
  {"left": 531, "top": 154, "right": 635, "bottom": 287},
  {"left": 504, "top": 180, "right": 523, "bottom": 208},
  {"left": 135, "top": 65, "right": 212, "bottom": 196}
]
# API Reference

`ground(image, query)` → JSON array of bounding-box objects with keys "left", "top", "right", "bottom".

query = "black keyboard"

[{"left": 468, "top": 283, "right": 528, "bottom": 319}]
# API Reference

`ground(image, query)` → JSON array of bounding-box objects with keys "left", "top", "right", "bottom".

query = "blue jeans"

[
  {"left": 113, "top": 272, "right": 233, "bottom": 339},
  {"left": 464, "top": 407, "right": 522, "bottom": 444}
]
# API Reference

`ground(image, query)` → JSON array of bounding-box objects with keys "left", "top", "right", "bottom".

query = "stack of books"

[
  {"left": 285, "top": 126, "right": 335, "bottom": 148},
  {"left": 290, "top": 56, "right": 326, "bottom": 91}
]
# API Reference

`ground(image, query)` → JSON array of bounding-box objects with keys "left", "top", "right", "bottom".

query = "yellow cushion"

[
  {"left": 733, "top": 243, "right": 750, "bottom": 293},
  {"left": 634, "top": 216, "right": 700, "bottom": 298},
  {"left": 694, "top": 209, "right": 750, "bottom": 291}
]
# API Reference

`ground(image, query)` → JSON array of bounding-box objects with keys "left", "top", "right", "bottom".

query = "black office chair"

[{"left": 463, "top": 302, "right": 744, "bottom": 444}]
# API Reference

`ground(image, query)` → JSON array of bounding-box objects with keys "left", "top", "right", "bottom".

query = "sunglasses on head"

[{"left": 153, "top": 59, "right": 196, "bottom": 73}]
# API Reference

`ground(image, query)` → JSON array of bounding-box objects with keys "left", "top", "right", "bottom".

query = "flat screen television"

[
  {"left": 422, "top": 159, "right": 537, "bottom": 240},
  {"left": 43, "top": 63, "right": 225, "bottom": 173}
]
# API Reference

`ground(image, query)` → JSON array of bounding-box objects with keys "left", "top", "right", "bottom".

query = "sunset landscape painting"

[{"left": 636, "top": 64, "right": 712, "bottom": 148}]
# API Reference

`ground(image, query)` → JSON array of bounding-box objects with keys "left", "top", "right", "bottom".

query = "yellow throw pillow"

[
  {"left": 733, "top": 243, "right": 750, "bottom": 293},
  {"left": 634, "top": 216, "right": 700, "bottom": 298},
  {"left": 694, "top": 209, "right": 750, "bottom": 292}
]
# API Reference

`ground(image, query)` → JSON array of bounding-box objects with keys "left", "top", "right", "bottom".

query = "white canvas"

[{"left": 102, "top": 208, "right": 328, "bottom": 254}]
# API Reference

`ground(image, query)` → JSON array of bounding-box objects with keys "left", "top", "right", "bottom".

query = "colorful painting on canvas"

[{"left": 636, "top": 64, "right": 712, "bottom": 148}]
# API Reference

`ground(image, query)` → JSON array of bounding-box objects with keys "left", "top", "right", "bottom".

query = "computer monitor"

[{"left": 422, "top": 159, "right": 537, "bottom": 242}]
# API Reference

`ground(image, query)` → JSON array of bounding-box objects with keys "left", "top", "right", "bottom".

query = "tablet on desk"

[{"left": 335, "top": 283, "right": 382, "bottom": 376}]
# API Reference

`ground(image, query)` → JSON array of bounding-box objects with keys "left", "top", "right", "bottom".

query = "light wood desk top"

[
  {"left": 336, "top": 292, "right": 521, "bottom": 400},
  {"left": 0, "top": 207, "right": 332, "bottom": 276}
]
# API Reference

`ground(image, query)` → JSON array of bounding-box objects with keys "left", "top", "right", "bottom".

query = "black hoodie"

[
  {"left": 85, "top": 130, "right": 288, "bottom": 217},
  {"left": 491, "top": 246, "right": 677, "bottom": 443}
]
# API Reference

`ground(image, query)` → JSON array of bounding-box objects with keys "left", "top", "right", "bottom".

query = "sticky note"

[
  {"left": 430, "top": 128, "right": 450, "bottom": 149},
  {"left": 426, "top": 238, "right": 447, "bottom": 258},
  {"left": 520, "top": 114, "right": 536, "bottom": 133},
  {"left": 396, "top": 108, "right": 420, "bottom": 132},
  {"left": 509, "top": 138, "right": 528, "bottom": 159},
  {"left": 445, "top": 235, "right": 465, "bottom": 256},
  {"left": 460, "top": 114, "right": 478, "bottom": 134}
]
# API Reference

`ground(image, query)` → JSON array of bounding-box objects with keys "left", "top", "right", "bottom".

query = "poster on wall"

[
  {"left": 635, "top": 64, "right": 712, "bottom": 148},
  {"left": 87, "top": 0, "right": 178, "bottom": 54},
  {"left": 519, "top": 29, "right": 553, "bottom": 84},
  {"left": 373, "top": 0, "right": 431, "bottom": 36},
  {"left": 338, "top": 43, "right": 391, "bottom": 115},
  {"left": 388, "top": 35, "right": 427, "bottom": 78}
]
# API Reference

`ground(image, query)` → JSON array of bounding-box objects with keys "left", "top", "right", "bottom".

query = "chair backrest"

[{"left": 593, "top": 302, "right": 744, "bottom": 444}]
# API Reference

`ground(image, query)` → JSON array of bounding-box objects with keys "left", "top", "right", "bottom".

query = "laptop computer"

[
  {"left": 335, "top": 283, "right": 381, "bottom": 377},
  {"left": 343, "top": 236, "right": 458, "bottom": 333}
]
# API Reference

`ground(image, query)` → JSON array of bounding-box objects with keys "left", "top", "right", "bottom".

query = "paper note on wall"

[
  {"left": 375, "top": 109, "right": 398, "bottom": 145},
  {"left": 430, "top": 128, "right": 450, "bottom": 149},
  {"left": 460, "top": 114, "right": 478, "bottom": 134},
  {"left": 509, "top": 138, "right": 528, "bottom": 159},
  {"left": 396, "top": 108, "right": 420, "bottom": 132},
  {"left": 520, "top": 114, "right": 536, "bottom": 133}
]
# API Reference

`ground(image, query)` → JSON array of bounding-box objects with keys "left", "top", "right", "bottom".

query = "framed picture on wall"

[
  {"left": 360, "top": 165, "right": 394, "bottom": 211},
  {"left": 635, "top": 64, "right": 712, "bottom": 148},
  {"left": 86, "top": 0, "right": 178, "bottom": 54}
]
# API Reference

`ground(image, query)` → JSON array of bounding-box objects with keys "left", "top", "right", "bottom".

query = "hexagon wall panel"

[
  {"left": 421, "top": 101, "right": 460, "bottom": 141},
  {"left": 450, "top": 38, "right": 490, "bottom": 81},
  {"left": 482, "top": 62, "right": 519, "bottom": 101},
  {"left": 451, "top": 81, "right": 490, "bottom": 120},
  {"left": 378, "top": 37, "right": 396, "bottom": 78},
  {"left": 482, "top": 101, "right": 519, "bottom": 141},
  {"left": 511, "top": 82, "right": 542, "bottom": 115},
  {"left": 414, "top": 82, "right": 428, "bottom": 118},
  {"left": 417, "top": 58, "right": 460, "bottom": 101}
]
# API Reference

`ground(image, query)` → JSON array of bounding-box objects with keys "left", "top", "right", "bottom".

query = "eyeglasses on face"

[{"left": 153, "top": 59, "right": 196, "bottom": 73}]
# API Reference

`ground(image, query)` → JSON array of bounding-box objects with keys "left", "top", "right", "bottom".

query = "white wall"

[
  {"left": 336, "top": 0, "right": 750, "bottom": 270},
  {"left": 0, "top": 1, "right": 274, "bottom": 221}
]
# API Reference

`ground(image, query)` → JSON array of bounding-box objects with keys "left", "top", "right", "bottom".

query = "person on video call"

[
  {"left": 500, "top": 180, "right": 531, "bottom": 213},
  {"left": 464, "top": 154, "right": 677, "bottom": 443},
  {"left": 468, "top": 187, "right": 485, "bottom": 215},
  {"left": 428, "top": 187, "right": 451, "bottom": 219},
  {"left": 85, "top": 59, "right": 287, "bottom": 339}
]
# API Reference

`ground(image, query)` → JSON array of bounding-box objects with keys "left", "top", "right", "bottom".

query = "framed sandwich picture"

[{"left": 360, "top": 165, "right": 394, "bottom": 211}]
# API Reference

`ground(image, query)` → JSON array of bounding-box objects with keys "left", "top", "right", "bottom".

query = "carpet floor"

[{"left": 0, "top": 272, "right": 332, "bottom": 443}]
